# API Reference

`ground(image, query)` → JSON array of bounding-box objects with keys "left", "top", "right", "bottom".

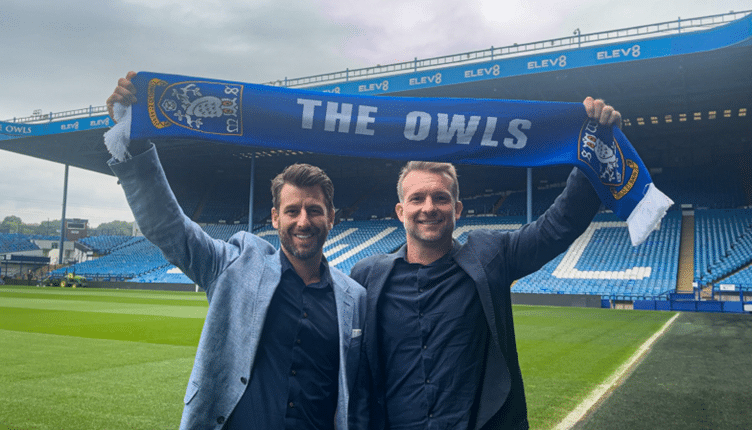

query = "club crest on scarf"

[
  {"left": 578, "top": 119, "right": 639, "bottom": 200},
  {"left": 578, "top": 119, "right": 626, "bottom": 184},
  {"left": 147, "top": 78, "right": 243, "bottom": 135}
]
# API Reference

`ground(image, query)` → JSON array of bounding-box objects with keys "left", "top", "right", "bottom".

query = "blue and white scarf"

[{"left": 105, "top": 72, "right": 672, "bottom": 245}]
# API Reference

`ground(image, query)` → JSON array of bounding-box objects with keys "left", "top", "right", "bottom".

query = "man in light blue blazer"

[{"left": 107, "top": 72, "right": 366, "bottom": 430}]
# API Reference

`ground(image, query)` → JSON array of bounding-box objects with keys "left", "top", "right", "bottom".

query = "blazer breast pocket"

[
  {"left": 345, "top": 334, "right": 363, "bottom": 378},
  {"left": 184, "top": 380, "right": 199, "bottom": 405}
]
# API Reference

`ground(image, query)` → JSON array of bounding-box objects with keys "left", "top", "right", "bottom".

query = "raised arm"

[
  {"left": 107, "top": 71, "right": 138, "bottom": 121},
  {"left": 105, "top": 72, "right": 240, "bottom": 295},
  {"left": 502, "top": 97, "right": 621, "bottom": 278},
  {"left": 583, "top": 96, "right": 622, "bottom": 128}
]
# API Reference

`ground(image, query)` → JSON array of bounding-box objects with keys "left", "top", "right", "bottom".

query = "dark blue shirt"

[
  {"left": 226, "top": 252, "right": 339, "bottom": 430},
  {"left": 377, "top": 244, "right": 488, "bottom": 430}
]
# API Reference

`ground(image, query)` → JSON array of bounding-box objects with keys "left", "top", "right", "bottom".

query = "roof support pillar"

[
  {"left": 58, "top": 164, "right": 69, "bottom": 265},
  {"left": 526, "top": 167, "right": 533, "bottom": 224}
]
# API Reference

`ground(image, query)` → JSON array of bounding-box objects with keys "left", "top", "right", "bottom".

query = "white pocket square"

[{"left": 351, "top": 329, "right": 362, "bottom": 338}]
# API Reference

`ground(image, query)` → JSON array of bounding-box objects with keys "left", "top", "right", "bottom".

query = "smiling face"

[
  {"left": 396, "top": 169, "right": 463, "bottom": 252},
  {"left": 272, "top": 183, "right": 334, "bottom": 264}
]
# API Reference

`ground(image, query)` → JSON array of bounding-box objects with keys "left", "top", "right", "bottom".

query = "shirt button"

[
  {"left": 240, "top": 377, "right": 247, "bottom": 384},
  {"left": 303, "top": 312, "right": 308, "bottom": 318},
  {"left": 289, "top": 402, "right": 295, "bottom": 408},
  {"left": 423, "top": 345, "right": 427, "bottom": 350},
  {"left": 426, "top": 379, "right": 430, "bottom": 383},
  {"left": 291, "top": 369, "right": 297, "bottom": 376}
]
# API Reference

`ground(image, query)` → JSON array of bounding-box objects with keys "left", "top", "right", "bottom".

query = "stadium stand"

[
  {"left": 42, "top": 203, "right": 752, "bottom": 311},
  {"left": 722, "top": 265, "right": 752, "bottom": 291},
  {"left": 50, "top": 219, "right": 404, "bottom": 283},
  {"left": 202, "top": 223, "right": 248, "bottom": 241},
  {"left": 195, "top": 187, "right": 250, "bottom": 224},
  {"left": 462, "top": 193, "right": 503, "bottom": 216},
  {"left": 694, "top": 209, "right": 752, "bottom": 285},
  {"left": 49, "top": 237, "right": 170, "bottom": 281},
  {"left": 78, "top": 235, "right": 133, "bottom": 255},
  {"left": 0, "top": 234, "right": 40, "bottom": 253},
  {"left": 20, "top": 199, "right": 751, "bottom": 316},
  {"left": 129, "top": 266, "right": 194, "bottom": 284},
  {"left": 67, "top": 210, "right": 680, "bottom": 303},
  {"left": 513, "top": 211, "right": 681, "bottom": 300},
  {"left": 654, "top": 164, "right": 746, "bottom": 210},
  {"left": 323, "top": 219, "right": 405, "bottom": 274},
  {"left": 496, "top": 186, "right": 565, "bottom": 217},
  {"left": 347, "top": 185, "right": 398, "bottom": 220}
]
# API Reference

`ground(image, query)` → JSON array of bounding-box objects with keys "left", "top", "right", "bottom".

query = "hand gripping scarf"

[{"left": 104, "top": 72, "right": 673, "bottom": 246}]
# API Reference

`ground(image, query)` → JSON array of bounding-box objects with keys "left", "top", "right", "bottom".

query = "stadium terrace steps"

[{"left": 676, "top": 214, "right": 695, "bottom": 293}]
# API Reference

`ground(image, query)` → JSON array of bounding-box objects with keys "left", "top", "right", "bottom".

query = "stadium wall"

[
  {"left": 511, "top": 292, "right": 603, "bottom": 308},
  {"left": 87, "top": 281, "right": 601, "bottom": 307},
  {"left": 87, "top": 280, "right": 201, "bottom": 293}
]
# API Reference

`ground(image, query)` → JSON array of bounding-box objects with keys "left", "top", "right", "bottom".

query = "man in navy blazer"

[
  {"left": 350, "top": 99, "right": 620, "bottom": 430},
  {"left": 107, "top": 72, "right": 366, "bottom": 430}
]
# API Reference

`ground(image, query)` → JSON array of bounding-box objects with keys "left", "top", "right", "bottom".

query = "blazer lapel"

[
  {"left": 454, "top": 243, "right": 512, "bottom": 429},
  {"left": 363, "top": 251, "right": 401, "bottom": 383},
  {"left": 454, "top": 245, "right": 501, "bottom": 346},
  {"left": 332, "top": 279, "right": 355, "bottom": 358},
  {"left": 249, "top": 250, "right": 283, "bottom": 342}
]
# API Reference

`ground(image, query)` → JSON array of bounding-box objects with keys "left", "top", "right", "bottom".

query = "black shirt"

[
  {"left": 226, "top": 252, "right": 339, "bottom": 430},
  {"left": 377, "top": 245, "right": 488, "bottom": 430}
]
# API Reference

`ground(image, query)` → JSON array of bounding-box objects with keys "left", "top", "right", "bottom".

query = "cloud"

[{"left": 0, "top": 152, "right": 133, "bottom": 226}]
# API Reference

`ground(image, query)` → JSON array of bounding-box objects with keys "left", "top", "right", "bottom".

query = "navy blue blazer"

[{"left": 349, "top": 167, "right": 600, "bottom": 430}]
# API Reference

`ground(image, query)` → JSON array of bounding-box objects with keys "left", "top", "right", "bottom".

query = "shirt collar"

[
  {"left": 396, "top": 239, "right": 461, "bottom": 266},
  {"left": 279, "top": 250, "right": 333, "bottom": 288}
]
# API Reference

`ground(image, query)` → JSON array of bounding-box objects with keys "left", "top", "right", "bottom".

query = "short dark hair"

[
  {"left": 271, "top": 163, "right": 335, "bottom": 211},
  {"left": 397, "top": 161, "right": 459, "bottom": 203}
]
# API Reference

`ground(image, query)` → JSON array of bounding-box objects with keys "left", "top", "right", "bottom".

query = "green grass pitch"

[{"left": 0, "top": 286, "right": 674, "bottom": 429}]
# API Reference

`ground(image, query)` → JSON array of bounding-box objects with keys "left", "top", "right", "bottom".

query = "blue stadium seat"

[{"left": 512, "top": 211, "right": 681, "bottom": 299}]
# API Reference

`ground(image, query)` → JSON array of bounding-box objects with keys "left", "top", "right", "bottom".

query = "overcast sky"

[{"left": 1, "top": 0, "right": 748, "bottom": 227}]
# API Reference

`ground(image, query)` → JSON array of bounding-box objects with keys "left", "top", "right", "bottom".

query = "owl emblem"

[{"left": 158, "top": 81, "right": 243, "bottom": 135}]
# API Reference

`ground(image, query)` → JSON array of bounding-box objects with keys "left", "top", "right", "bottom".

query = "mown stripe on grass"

[
  {"left": 0, "top": 290, "right": 207, "bottom": 307},
  {"left": 0, "top": 294, "right": 208, "bottom": 319},
  {"left": 0, "top": 285, "right": 206, "bottom": 301},
  {"left": 513, "top": 306, "right": 676, "bottom": 430},
  {"left": 0, "top": 330, "right": 194, "bottom": 430},
  {"left": 0, "top": 307, "right": 204, "bottom": 346},
  {"left": 553, "top": 312, "right": 679, "bottom": 430}
]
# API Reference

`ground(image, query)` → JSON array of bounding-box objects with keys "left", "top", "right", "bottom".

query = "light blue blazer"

[{"left": 110, "top": 145, "right": 366, "bottom": 430}]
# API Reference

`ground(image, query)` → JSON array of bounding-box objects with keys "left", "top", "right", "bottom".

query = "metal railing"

[
  {"left": 263, "top": 10, "right": 751, "bottom": 88},
  {"left": 3, "top": 10, "right": 749, "bottom": 124},
  {"left": 4, "top": 106, "right": 108, "bottom": 125}
]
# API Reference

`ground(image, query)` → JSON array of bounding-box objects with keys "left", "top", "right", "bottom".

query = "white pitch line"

[{"left": 553, "top": 311, "right": 681, "bottom": 430}]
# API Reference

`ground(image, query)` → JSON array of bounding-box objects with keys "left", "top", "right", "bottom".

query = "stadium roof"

[{"left": 1, "top": 11, "right": 750, "bottom": 195}]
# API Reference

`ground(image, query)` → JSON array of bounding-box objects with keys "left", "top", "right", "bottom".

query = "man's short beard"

[{"left": 279, "top": 228, "right": 326, "bottom": 261}]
